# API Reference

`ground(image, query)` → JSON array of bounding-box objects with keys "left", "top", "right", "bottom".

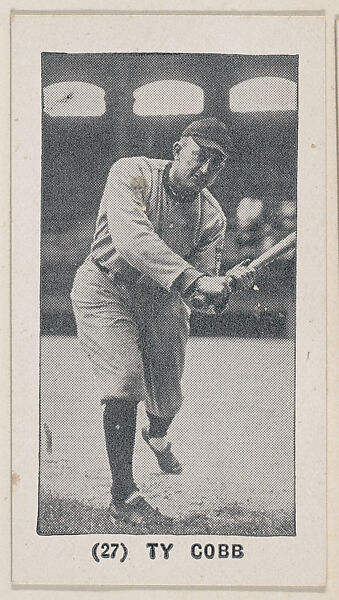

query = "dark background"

[{"left": 41, "top": 53, "right": 298, "bottom": 337}]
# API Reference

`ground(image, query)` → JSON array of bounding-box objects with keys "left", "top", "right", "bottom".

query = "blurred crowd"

[{"left": 223, "top": 197, "right": 296, "bottom": 268}]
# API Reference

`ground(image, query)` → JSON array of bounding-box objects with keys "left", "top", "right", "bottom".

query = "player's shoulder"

[
  {"left": 109, "top": 157, "right": 169, "bottom": 192},
  {"left": 201, "top": 188, "right": 227, "bottom": 228},
  {"left": 110, "top": 156, "right": 168, "bottom": 174}
]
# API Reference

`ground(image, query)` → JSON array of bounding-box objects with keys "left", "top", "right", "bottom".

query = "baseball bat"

[{"left": 192, "top": 230, "right": 296, "bottom": 310}]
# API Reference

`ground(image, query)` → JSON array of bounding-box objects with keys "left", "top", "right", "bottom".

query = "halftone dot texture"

[
  {"left": 43, "top": 81, "right": 106, "bottom": 117},
  {"left": 39, "top": 53, "right": 297, "bottom": 536},
  {"left": 39, "top": 337, "right": 295, "bottom": 536},
  {"left": 230, "top": 77, "right": 297, "bottom": 112}
]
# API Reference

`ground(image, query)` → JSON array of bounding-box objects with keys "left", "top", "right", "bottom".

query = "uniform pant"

[{"left": 71, "top": 259, "right": 190, "bottom": 419}]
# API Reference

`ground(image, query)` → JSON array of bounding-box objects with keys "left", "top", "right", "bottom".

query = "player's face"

[{"left": 172, "top": 138, "right": 227, "bottom": 193}]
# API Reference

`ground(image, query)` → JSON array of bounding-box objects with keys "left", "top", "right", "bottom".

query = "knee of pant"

[
  {"left": 103, "top": 361, "right": 146, "bottom": 401},
  {"left": 120, "top": 362, "right": 146, "bottom": 394},
  {"left": 98, "top": 350, "right": 147, "bottom": 400}
]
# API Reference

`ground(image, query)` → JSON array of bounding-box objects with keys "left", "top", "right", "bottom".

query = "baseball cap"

[{"left": 181, "top": 117, "right": 233, "bottom": 157}]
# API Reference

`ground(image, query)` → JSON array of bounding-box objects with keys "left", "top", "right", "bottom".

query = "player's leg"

[
  {"left": 140, "top": 291, "right": 190, "bottom": 473},
  {"left": 72, "top": 297, "right": 144, "bottom": 496},
  {"left": 103, "top": 397, "right": 138, "bottom": 502},
  {"left": 73, "top": 298, "right": 173, "bottom": 525},
  {"left": 71, "top": 265, "right": 172, "bottom": 525}
]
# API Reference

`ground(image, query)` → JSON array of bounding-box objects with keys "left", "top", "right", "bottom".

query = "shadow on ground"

[{"left": 37, "top": 489, "right": 295, "bottom": 536}]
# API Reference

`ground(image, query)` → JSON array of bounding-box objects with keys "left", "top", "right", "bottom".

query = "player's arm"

[
  {"left": 172, "top": 219, "right": 225, "bottom": 297},
  {"left": 104, "top": 158, "right": 252, "bottom": 298},
  {"left": 104, "top": 158, "right": 203, "bottom": 292},
  {"left": 183, "top": 211, "right": 255, "bottom": 300}
]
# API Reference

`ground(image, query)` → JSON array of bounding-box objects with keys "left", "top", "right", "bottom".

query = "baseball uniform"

[{"left": 71, "top": 156, "right": 226, "bottom": 418}]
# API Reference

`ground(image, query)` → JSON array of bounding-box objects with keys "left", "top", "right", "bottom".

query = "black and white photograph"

[
  {"left": 10, "top": 12, "right": 328, "bottom": 588},
  {"left": 38, "top": 51, "right": 298, "bottom": 536}
]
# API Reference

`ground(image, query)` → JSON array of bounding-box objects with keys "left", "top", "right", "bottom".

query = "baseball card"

[{"left": 10, "top": 8, "right": 329, "bottom": 589}]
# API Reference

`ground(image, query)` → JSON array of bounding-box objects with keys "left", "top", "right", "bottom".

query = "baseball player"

[{"left": 71, "top": 118, "right": 255, "bottom": 527}]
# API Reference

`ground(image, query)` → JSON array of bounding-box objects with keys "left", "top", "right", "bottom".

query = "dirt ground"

[{"left": 38, "top": 335, "right": 295, "bottom": 536}]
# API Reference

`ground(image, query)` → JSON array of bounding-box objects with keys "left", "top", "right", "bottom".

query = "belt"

[
  {"left": 91, "top": 257, "right": 152, "bottom": 292},
  {"left": 91, "top": 257, "right": 134, "bottom": 287}
]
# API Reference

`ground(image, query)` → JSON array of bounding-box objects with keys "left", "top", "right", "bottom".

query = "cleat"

[
  {"left": 108, "top": 493, "right": 173, "bottom": 527},
  {"left": 142, "top": 427, "right": 183, "bottom": 474}
]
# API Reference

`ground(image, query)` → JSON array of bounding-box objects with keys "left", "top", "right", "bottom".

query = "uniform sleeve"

[
  {"left": 188, "top": 213, "right": 226, "bottom": 276},
  {"left": 103, "top": 158, "right": 203, "bottom": 291}
]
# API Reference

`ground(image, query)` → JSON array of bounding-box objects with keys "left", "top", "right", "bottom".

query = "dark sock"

[
  {"left": 146, "top": 412, "right": 174, "bottom": 439},
  {"left": 103, "top": 398, "right": 138, "bottom": 502}
]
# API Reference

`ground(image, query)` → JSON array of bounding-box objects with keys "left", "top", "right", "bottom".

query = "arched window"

[
  {"left": 133, "top": 80, "right": 204, "bottom": 116},
  {"left": 229, "top": 77, "right": 297, "bottom": 113},
  {"left": 43, "top": 81, "right": 106, "bottom": 116}
]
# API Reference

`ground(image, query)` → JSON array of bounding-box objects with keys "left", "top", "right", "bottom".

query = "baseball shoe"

[
  {"left": 108, "top": 491, "right": 173, "bottom": 527},
  {"left": 142, "top": 427, "right": 183, "bottom": 474}
]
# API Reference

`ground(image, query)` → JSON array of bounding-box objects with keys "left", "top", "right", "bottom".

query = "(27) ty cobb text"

[{"left": 91, "top": 542, "right": 245, "bottom": 563}]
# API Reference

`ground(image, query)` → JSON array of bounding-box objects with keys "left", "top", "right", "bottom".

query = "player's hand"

[
  {"left": 225, "top": 260, "right": 256, "bottom": 292},
  {"left": 195, "top": 275, "right": 230, "bottom": 297},
  {"left": 192, "top": 275, "right": 231, "bottom": 313}
]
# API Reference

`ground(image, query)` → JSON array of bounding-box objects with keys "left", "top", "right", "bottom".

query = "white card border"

[{"left": 1, "top": 1, "right": 337, "bottom": 597}]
